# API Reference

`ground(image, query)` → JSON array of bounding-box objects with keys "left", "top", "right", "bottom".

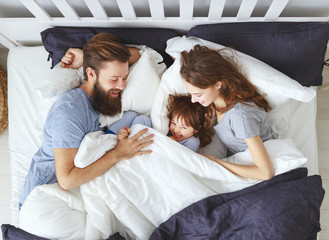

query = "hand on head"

[{"left": 61, "top": 48, "right": 83, "bottom": 69}]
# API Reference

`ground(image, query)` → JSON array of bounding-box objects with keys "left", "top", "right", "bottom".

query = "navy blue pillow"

[
  {"left": 1, "top": 224, "right": 126, "bottom": 240},
  {"left": 1, "top": 224, "right": 49, "bottom": 240},
  {"left": 186, "top": 22, "right": 329, "bottom": 86},
  {"left": 150, "top": 168, "right": 324, "bottom": 239},
  {"left": 41, "top": 27, "right": 178, "bottom": 68}
]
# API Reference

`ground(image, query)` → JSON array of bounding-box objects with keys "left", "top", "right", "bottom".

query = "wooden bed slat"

[
  {"left": 116, "top": 0, "right": 136, "bottom": 20},
  {"left": 52, "top": 0, "right": 79, "bottom": 21},
  {"left": 149, "top": 0, "right": 165, "bottom": 20},
  {"left": 237, "top": 0, "right": 258, "bottom": 20},
  {"left": 180, "top": 0, "right": 194, "bottom": 20},
  {"left": 264, "top": 0, "right": 290, "bottom": 21},
  {"left": 208, "top": 0, "right": 225, "bottom": 20},
  {"left": 19, "top": 0, "right": 51, "bottom": 21},
  {"left": 84, "top": 0, "right": 108, "bottom": 20}
]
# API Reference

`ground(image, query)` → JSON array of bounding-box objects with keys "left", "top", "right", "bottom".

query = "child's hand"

[
  {"left": 117, "top": 126, "right": 131, "bottom": 140},
  {"left": 169, "top": 136, "right": 177, "bottom": 141}
]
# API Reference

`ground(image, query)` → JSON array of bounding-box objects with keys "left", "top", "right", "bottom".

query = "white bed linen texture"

[{"left": 18, "top": 124, "right": 307, "bottom": 240}]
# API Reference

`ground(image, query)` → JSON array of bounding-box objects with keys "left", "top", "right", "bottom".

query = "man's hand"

[
  {"left": 112, "top": 128, "right": 154, "bottom": 162},
  {"left": 61, "top": 48, "right": 83, "bottom": 69}
]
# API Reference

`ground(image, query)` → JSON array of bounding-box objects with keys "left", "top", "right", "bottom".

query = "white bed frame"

[
  {"left": 0, "top": 0, "right": 329, "bottom": 49},
  {"left": 2, "top": 0, "right": 329, "bottom": 230}
]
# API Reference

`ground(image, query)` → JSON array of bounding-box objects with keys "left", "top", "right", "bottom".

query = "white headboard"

[{"left": 0, "top": 0, "right": 329, "bottom": 49}]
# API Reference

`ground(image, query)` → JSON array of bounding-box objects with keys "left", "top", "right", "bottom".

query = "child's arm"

[{"left": 203, "top": 136, "right": 274, "bottom": 180}]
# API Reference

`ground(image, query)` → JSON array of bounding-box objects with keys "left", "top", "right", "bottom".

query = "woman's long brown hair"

[
  {"left": 180, "top": 45, "right": 270, "bottom": 113},
  {"left": 167, "top": 94, "right": 214, "bottom": 147}
]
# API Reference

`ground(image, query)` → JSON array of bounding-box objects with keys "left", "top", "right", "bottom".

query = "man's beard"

[{"left": 91, "top": 80, "right": 123, "bottom": 116}]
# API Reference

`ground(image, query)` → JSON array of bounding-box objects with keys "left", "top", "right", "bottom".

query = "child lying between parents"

[{"left": 105, "top": 94, "right": 214, "bottom": 153}]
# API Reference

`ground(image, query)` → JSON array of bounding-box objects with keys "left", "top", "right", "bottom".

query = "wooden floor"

[{"left": 0, "top": 48, "right": 328, "bottom": 239}]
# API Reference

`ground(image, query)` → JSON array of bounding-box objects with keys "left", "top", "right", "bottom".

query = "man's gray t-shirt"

[
  {"left": 214, "top": 102, "right": 274, "bottom": 156},
  {"left": 19, "top": 88, "right": 100, "bottom": 205}
]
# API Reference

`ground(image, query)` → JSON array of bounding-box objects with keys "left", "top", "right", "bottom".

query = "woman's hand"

[
  {"left": 202, "top": 136, "right": 274, "bottom": 181},
  {"left": 61, "top": 48, "right": 83, "bottom": 69},
  {"left": 111, "top": 128, "right": 154, "bottom": 162}
]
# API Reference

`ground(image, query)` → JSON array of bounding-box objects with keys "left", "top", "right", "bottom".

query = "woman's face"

[
  {"left": 183, "top": 81, "right": 219, "bottom": 107},
  {"left": 169, "top": 114, "right": 197, "bottom": 142}
]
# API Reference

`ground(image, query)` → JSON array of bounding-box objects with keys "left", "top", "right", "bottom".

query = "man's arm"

[{"left": 54, "top": 128, "right": 154, "bottom": 190}]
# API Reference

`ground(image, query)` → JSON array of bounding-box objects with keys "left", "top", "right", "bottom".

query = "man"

[{"left": 19, "top": 33, "right": 154, "bottom": 206}]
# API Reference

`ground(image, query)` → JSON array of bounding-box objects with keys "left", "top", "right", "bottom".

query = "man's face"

[{"left": 91, "top": 61, "right": 129, "bottom": 116}]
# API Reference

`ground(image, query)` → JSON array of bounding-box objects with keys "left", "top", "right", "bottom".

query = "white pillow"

[
  {"left": 165, "top": 36, "right": 316, "bottom": 102},
  {"left": 36, "top": 46, "right": 165, "bottom": 130},
  {"left": 38, "top": 65, "right": 84, "bottom": 98},
  {"left": 150, "top": 36, "right": 316, "bottom": 141}
]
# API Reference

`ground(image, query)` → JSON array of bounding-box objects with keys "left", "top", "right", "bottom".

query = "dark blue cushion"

[
  {"left": 186, "top": 22, "right": 329, "bottom": 86},
  {"left": 41, "top": 27, "right": 178, "bottom": 68},
  {"left": 1, "top": 224, "right": 126, "bottom": 240},
  {"left": 150, "top": 168, "right": 325, "bottom": 240},
  {"left": 1, "top": 224, "right": 49, "bottom": 240}
]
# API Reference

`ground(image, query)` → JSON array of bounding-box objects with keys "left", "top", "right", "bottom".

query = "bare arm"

[
  {"left": 60, "top": 47, "right": 141, "bottom": 69},
  {"left": 54, "top": 128, "right": 154, "bottom": 190},
  {"left": 61, "top": 48, "right": 83, "bottom": 69},
  {"left": 203, "top": 136, "right": 274, "bottom": 180}
]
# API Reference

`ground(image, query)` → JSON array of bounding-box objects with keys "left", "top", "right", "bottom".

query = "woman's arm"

[
  {"left": 54, "top": 128, "right": 154, "bottom": 190},
  {"left": 60, "top": 47, "right": 141, "bottom": 69},
  {"left": 203, "top": 136, "right": 274, "bottom": 180}
]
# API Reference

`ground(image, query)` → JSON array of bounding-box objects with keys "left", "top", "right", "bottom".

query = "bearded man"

[{"left": 19, "top": 33, "right": 154, "bottom": 207}]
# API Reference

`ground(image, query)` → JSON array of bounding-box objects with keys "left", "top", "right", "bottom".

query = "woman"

[{"left": 180, "top": 45, "right": 275, "bottom": 180}]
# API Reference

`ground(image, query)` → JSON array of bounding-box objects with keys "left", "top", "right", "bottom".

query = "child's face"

[{"left": 169, "top": 115, "right": 197, "bottom": 142}]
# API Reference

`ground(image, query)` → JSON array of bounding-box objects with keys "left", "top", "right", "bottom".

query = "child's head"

[{"left": 167, "top": 94, "right": 214, "bottom": 147}]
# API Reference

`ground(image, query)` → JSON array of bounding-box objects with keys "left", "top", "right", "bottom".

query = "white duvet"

[{"left": 19, "top": 124, "right": 307, "bottom": 240}]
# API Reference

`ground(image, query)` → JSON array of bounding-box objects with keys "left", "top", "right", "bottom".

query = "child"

[
  {"left": 117, "top": 95, "right": 214, "bottom": 152},
  {"left": 166, "top": 94, "right": 214, "bottom": 152},
  {"left": 105, "top": 110, "right": 152, "bottom": 138}
]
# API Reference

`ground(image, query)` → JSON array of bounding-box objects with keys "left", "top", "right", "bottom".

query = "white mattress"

[{"left": 7, "top": 46, "right": 318, "bottom": 227}]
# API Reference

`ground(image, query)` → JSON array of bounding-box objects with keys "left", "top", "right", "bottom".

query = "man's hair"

[{"left": 83, "top": 33, "right": 131, "bottom": 80}]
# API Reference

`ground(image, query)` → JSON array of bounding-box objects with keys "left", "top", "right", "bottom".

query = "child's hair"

[{"left": 167, "top": 94, "right": 214, "bottom": 147}]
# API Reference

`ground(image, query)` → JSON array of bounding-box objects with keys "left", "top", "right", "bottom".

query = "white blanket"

[{"left": 19, "top": 124, "right": 307, "bottom": 240}]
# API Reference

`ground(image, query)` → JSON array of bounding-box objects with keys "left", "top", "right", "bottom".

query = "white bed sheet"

[{"left": 7, "top": 45, "right": 318, "bottom": 227}]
